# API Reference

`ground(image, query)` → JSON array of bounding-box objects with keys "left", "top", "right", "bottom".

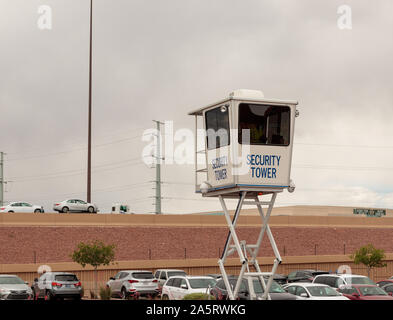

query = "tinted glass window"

[
  {"left": 205, "top": 106, "right": 230, "bottom": 150},
  {"left": 167, "top": 271, "right": 187, "bottom": 278},
  {"left": 0, "top": 276, "right": 25, "bottom": 284},
  {"left": 216, "top": 280, "right": 226, "bottom": 290},
  {"left": 287, "top": 286, "right": 297, "bottom": 295},
  {"left": 296, "top": 287, "right": 308, "bottom": 296},
  {"left": 166, "top": 278, "right": 174, "bottom": 287},
  {"left": 308, "top": 286, "right": 340, "bottom": 297},
  {"left": 180, "top": 279, "right": 188, "bottom": 289},
  {"left": 288, "top": 272, "right": 297, "bottom": 280},
  {"left": 313, "top": 276, "right": 326, "bottom": 284},
  {"left": 132, "top": 272, "right": 153, "bottom": 279},
  {"left": 358, "top": 286, "right": 387, "bottom": 296},
  {"left": 238, "top": 104, "right": 290, "bottom": 146},
  {"left": 189, "top": 279, "right": 216, "bottom": 289},
  {"left": 172, "top": 278, "right": 182, "bottom": 288},
  {"left": 384, "top": 285, "right": 393, "bottom": 293},
  {"left": 160, "top": 273, "right": 167, "bottom": 280},
  {"left": 347, "top": 277, "right": 375, "bottom": 285},
  {"left": 54, "top": 274, "right": 78, "bottom": 282},
  {"left": 154, "top": 271, "right": 160, "bottom": 279}
]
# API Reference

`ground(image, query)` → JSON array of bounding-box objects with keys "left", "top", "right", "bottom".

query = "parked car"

[
  {"left": 381, "top": 283, "right": 393, "bottom": 296},
  {"left": 206, "top": 274, "right": 223, "bottom": 280},
  {"left": 377, "top": 279, "right": 393, "bottom": 288},
  {"left": 286, "top": 270, "right": 329, "bottom": 283},
  {"left": 161, "top": 276, "right": 217, "bottom": 300},
  {"left": 32, "top": 272, "right": 83, "bottom": 300},
  {"left": 313, "top": 274, "right": 376, "bottom": 288},
  {"left": 270, "top": 274, "right": 288, "bottom": 285},
  {"left": 337, "top": 284, "right": 393, "bottom": 300},
  {"left": 0, "top": 275, "right": 33, "bottom": 300},
  {"left": 154, "top": 269, "right": 187, "bottom": 289},
  {"left": 210, "top": 276, "right": 297, "bottom": 300},
  {"left": 108, "top": 270, "right": 159, "bottom": 299},
  {"left": 53, "top": 199, "right": 98, "bottom": 213},
  {"left": 0, "top": 202, "right": 44, "bottom": 213},
  {"left": 283, "top": 283, "right": 349, "bottom": 300}
]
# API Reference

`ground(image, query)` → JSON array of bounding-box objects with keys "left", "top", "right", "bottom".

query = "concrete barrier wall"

[{"left": 2, "top": 212, "right": 393, "bottom": 228}]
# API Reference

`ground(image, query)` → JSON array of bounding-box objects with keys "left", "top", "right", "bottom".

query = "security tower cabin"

[{"left": 188, "top": 89, "right": 299, "bottom": 300}]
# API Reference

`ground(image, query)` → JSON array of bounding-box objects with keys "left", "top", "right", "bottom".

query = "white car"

[
  {"left": 0, "top": 275, "right": 33, "bottom": 300},
  {"left": 283, "top": 283, "right": 349, "bottom": 300},
  {"left": 53, "top": 199, "right": 98, "bottom": 213},
  {"left": 161, "top": 276, "right": 217, "bottom": 300},
  {"left": 154, "top": 269, "right": 187, "bottom": 289},
  {"left": 0, "top": 202, "right": 44, "bottom": 213},
  {"left": 313, "top": 274, "right": 376, "bottom": 288}
]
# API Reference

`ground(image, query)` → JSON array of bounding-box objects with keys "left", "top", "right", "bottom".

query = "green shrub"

[
  {"left": 99, "top": 286, "right": 112, "bottom": 300},
  {"left": 182, "top": 293, "right": 216, "bottom": 300}
]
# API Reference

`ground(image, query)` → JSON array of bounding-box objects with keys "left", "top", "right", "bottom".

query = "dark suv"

[
  {"left": 210, "top": 276, "right": 296, "bottom": 300},
  {"left": 286, "top": 270, "right": 329, "bottom": 283}
]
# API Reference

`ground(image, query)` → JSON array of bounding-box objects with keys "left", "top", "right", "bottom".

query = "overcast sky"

[{"left": 0, "top": 0, "right": 392, "bottom": 214}]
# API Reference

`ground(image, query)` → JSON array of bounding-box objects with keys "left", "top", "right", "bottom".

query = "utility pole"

[
  {"left": 0, "top": 152, "right": 5, "bottom": 206},
  {"left": 87, "top": 0, "right": 93, "bottom": 203},
  {"left": 153, "top": 120, "right": 164, "bottom": 214}
]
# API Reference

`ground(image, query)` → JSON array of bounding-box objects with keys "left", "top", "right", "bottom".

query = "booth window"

[
  {"left": 205, "top": 105, "right": 230, "bottom": 150},
  {"left": 238, "top": 103, "right": 290, "bottom": 146}
]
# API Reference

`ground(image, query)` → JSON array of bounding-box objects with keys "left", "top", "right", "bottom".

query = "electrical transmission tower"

[
  {"left": 152, "top": 120, "right": 164, "bottom": 214},
  {"left": 0, "top": 152, "right": 7, "bottom": 206}
]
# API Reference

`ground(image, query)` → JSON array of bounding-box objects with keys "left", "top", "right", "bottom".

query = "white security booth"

[{"left": 189, "top": 89, "right": 299, "bottom": 300}]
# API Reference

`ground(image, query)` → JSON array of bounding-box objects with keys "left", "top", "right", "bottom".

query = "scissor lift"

[{"left": 217, "top": 190, "right": 281, "bottom": 300}]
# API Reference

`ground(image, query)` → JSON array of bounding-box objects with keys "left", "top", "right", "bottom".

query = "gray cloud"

[{"left": 0, "top": 0, "right": 392, "bottom": 213}]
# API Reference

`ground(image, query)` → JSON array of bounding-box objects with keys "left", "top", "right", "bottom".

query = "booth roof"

[{"left": 188, "top": 96, "right": 298, "bottom": 116}]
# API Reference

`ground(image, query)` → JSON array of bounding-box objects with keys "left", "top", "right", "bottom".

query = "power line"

[
  {"left": 7, "top": 133, "right": 147, "bottom": 162},
  {"left": 9, "top": 158, "right": 147, "bottom": 183}
]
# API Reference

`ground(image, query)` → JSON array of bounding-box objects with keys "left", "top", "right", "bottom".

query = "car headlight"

[{"left": 0, "top": 288, "right": 11, "bottom": 294}]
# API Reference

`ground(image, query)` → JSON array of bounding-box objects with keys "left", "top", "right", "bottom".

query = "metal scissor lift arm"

[{"left": 218, "top": 191, "right": 282, "bottom": 300}]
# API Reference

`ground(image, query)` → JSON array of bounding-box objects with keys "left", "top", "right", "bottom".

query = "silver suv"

[
  {"left": 32, "top": 272, "right": 83, "bottom": 300},
  {"left": 107, "top": 270, "right": 159, "bottom": 299},
  {"left": 0, "top": 275, "right": 33, "bottom": 300}
]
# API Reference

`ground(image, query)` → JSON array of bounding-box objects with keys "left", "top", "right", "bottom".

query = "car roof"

[
  {"left": 286, "top": 282, "right": 330, "bottom": 287},
  {"left": 0, "top": 274, "right": 20, "bottom": 277},
  {"left": 340, "top": 284, "right": 378, "bottom": 288},
  {"left": 157, "top": 269, "right": 185, "bottom": 271},
  {"left": 315, "top": 274, "right": 366, "bottom": 278},
  {"left": 120, "top": 270, "right": 153, "bottom": 273},
  {"left": 46, "top": 272, "right": 77, "bottom": 275}
]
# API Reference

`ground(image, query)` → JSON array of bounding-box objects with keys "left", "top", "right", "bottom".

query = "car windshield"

[
  {"left": 251, "top": 280, "right": 285, "bottom": 293},
  {"left": 189, "top": 278, "right": 217, "bottom": 289},
  {"left": 0, "top": 276, "right": 25, "bottom": 285},
  {"left": 308, "top": 286, "right": 340, "bottom": 296},
  {"left": 168, "top": 271, "right": 186, "bottom": 278},
  {"left": 358, "top": 286, "right": 387, "bottom": 296},
  {"left": 346, "top": 277, "right": 375, "bottom": 285},
  {"left": 132, "top": 272, "right": 154, "bottom": 279},
  {"left": 54, "top": 274, "right": 78, "bottom": 282}
]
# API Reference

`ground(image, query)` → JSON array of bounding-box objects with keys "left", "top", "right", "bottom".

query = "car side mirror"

[
  {"left": 352, "top": 293, "right": 359, "bottom": 298},
  {"left": 181, "top": 284, "right": 188, "bottom": 289},
  {"left": 300, "top": 293, "right": 308, "bottom": 298},
  {"left": 110, "top": 277, "right": 115, "bottom": 280},
  {"left": 34, "top": 278, "right": 38, "bottom": 282}
]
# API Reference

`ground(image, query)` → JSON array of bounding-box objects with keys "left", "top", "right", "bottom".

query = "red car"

[
  {"left": 377, "top": 279, "right": 393, "bottom": 288},
  {"left": 337, "top": 284, "right": 393, "bottom": 300}
]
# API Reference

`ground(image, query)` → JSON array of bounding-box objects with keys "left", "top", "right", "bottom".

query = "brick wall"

[{"left": 1, "top": 225, "right": 393, "bottom": 265}]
